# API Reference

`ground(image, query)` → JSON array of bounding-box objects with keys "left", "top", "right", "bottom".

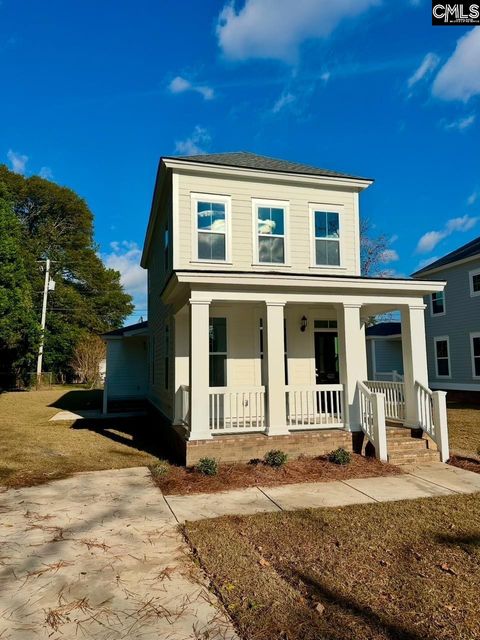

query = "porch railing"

[
  {"left": 209, "top": 386, "right": 266, "bottom": 434},
  {"left": 358, "top": 381, "right": 387, "bottom": 461},
  {"left": 365, "top": 380, "right": 405, "bottom": 421},
  {"left": 286, "top": 384, "right": 344, "bottom": 429},
  {"left": 415, "top": 381, "right": 449, "bottom": 461},
  {"left": 374, "top": 370, "right": 404, "bottom": 383}
]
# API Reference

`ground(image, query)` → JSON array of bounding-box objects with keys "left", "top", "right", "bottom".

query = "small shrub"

[
  {"left": 196, "top": 457, "right": 218, "bottom": 476},
  {"left": 328, "top": 447, "right": 352, "bottom": 465},
  {"left": 150, "top": 460, "right": 170, "bottom": 477},
  {"left": 264, "top": 449, "right": 288, "bottom": 468}
]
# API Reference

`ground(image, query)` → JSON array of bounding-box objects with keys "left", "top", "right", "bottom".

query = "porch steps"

[{"left": 386, "top": 426, "right": 440, "bottom": 466}]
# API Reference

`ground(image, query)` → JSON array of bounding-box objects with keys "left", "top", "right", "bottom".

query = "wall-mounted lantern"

[{"left": 300, "top": 315, "right": 308, "bottom": 332}]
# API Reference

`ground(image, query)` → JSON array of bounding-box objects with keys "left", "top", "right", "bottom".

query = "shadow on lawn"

[
  {"left": 49, "top": 389, "right": 103, "bottom": 412},
  {"left": 70, "top": 416, "right": 182, "bottom": 465},
  {"left": 434, "top": 532, "right": 480, "bottom": 553},
  {"left": 296, "top": 570, "right": 434, "bottom": 640}
]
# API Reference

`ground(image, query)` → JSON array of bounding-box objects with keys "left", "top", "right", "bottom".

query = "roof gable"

[{"left": 413, "top": 235, "right": 480, "bottom": 276}]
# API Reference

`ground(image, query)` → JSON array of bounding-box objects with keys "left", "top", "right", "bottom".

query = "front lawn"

[
  {"left": 447, "top": 405, "right": 480, "bottom": 455},
  {"left": 0, "top": 387, "right": 167, "bottom": 488},
  {"left": 185, "top": 493, "right": 480, "bottom": 640}
]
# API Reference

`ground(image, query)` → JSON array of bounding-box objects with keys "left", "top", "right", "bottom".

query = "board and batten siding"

[
  {"left": 175, "top": 169, "right": 360, "bottom": 276},
  {"left": 422, "top": 257, "right": 480, "bottom": 389}
]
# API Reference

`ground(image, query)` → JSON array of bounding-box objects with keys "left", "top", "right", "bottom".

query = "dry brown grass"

[
  {"left": 447, "top": 405, "right": 480, "bottom": 455},
  {"left": 152, "top": 454, "right": 402, "bottom": 495},
  {"left": 185, "top": 493, "right": 480, "bottom": 640},
  {"left": 0, "top": 387, "right": 165, "bottom": 488}
]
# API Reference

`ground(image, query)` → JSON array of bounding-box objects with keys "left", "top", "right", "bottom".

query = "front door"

[{"left": 314, "top": 332, "right": 339, "bottom": 384}]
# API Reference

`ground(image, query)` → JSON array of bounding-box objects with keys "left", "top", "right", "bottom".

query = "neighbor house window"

[
  {"left": 254, "top": 200, "right": 287, "bottom": 264},
  {"left": 209, "top": 317, "right": 227, "bottom": 386},
  {"left": 193, "top": 195, "right": 230, "bottom": 262},
  {"left": 470, "top": 268, "right": 480, "bottom": 297},
  {"left": 164, "top": 324, "right": 169, "bottom": 390},
  {"left": 431, "top": 291, "right": 445, "bottom": 316},
  {"left": 312, "top": 210, "right": 340, "bottom": 266},
  {"left": 471, "top": 333, "right": 480, "bottom": 378},
  {"left": 434, "top": 337, "right": 450, "bottom": 377}
]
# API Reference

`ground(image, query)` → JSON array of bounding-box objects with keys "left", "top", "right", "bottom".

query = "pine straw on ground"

[
  {"left": 185, "top": 493, "right": 480, "bottom": 640},
  {"left": 449, "top": 455, "right": 480, "bottom": 475},
  {"left": 151, "top": 454, "right": 402, "bottom": 495}
]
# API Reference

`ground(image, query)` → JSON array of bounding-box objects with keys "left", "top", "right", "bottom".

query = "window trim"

[
  {"left": 190, "top": 192, "right": 232, "bottom": 264},
  {"left": 434, "top": 336, "right": 451, "bottom": 379},
  {"left": 430, "top": 291, "right": 446, "bottom": 317},
  {"left": 469, "top": 267, "right": 480, "bottom": 298},
  {"left": 252, "top": 198, "right": 290, "bottom": 266},
  {"left": 308, "top": 203, "right": 345, "bottom": 270},
  {"left": 470, "top": 332, "right": 480, "bottom": 380}
]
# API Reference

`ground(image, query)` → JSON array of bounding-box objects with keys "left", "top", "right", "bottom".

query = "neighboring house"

[
  {"left": 104, "top": 151, "right": 449, "bottom": 464},
  {"left": 413, "top": 236, "right": 480, "bottom": 393},
  {"left": 366, "top": 322, "right": 404, "bottom": 381}
]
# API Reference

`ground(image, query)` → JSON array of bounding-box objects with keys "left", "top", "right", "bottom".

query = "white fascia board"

[{"left": 162, "top": 158, "right": 373, "bottom": 191}]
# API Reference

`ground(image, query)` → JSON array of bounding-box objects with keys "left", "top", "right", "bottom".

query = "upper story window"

[
  {"left": 470, "top": 268, "right": 480, "bottom": 297},
  {"left": 192, "top": 194, "right": 230, "bottom": 263},
  {"left": 311, "top": 207, "right": 341, "bottom": 267},
  {"left": 431, "top": 291, "right": 445, "bottom": 316},
  {"left": 253, "top": 199, "right": 288, "bottom": 265}
]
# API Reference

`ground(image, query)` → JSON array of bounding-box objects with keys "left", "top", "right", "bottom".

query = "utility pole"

[{"left": 36, "top": 258, "right": 51, "bottom": 382}]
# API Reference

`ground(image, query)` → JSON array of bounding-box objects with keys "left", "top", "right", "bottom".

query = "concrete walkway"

[
  {"left": 0, "top": 468, "right": 237, "bottom": 640},
  {"left": 164, "top": 462, "right": 480, "bottom": 522}
]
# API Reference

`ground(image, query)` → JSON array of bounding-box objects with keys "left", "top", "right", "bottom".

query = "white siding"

[
  {"left": 106, "top": 338, "right": 148, "bottom": 399},
  {"left": 175, "top": 169, "right": 360, "bottom": 276}
]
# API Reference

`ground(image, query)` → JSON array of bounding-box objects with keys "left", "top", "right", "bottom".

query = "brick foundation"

[{"left": 186, "top": 429, "right": 357, "bottom": 467}]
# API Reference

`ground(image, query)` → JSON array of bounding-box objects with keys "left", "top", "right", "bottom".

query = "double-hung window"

[
  {"left": 434, "top": 337, "right": 450, "bottom": 377},
  {"left": 471, "top": 333, "right": 480, "bottom": 378},
  {"left": 470, "top": 268, "right": 480, "bottom": 297},
  {"left": 312, "top": 208, "right": 341, "bottom": 267},
  {"left": 254, "top": 200, "right": 287, "bottom": 264},
  {"left": 193, "top": 195, "right": 230, "bottom": 262},
  {"left": 209, "top": 317, "right": 227, "bottom": 387},
  {"left": 431, "top": 291, "right": 445, "bottom": 316}
]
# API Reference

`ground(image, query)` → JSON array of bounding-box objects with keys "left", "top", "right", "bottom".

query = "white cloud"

[
  {"left": 103, "top": 241, "right": 147, "bottom": 314},
  {"left": 432, "top": 27, "right": 480, "bottom": 101},
  {"left": 407, "top": 52, "right": 439, "bottom": 88},
  {"left": 416, "top": 255, "right": 439, "bottom": 271},
  {"left": 443, "top": 114, "right": 476, "bottom": 131},
  {"left": 216, "top": 0, "right": 380, "bottom": 62},
  {"left": 416, "top": 215, "right": 479, "bottom": 253},
  {"left": 467, "top": 190, "right": 478, "bottom": 206},
  {"left": 272, "top": 91, "right": 296, "bottom": 113},
  {"left": 174, "top": 126, "right": 210, "bottom": 155},
  {"left": 380, "top": 249, "right": 399, "bottom": 263},
  {"left": 39, "top": 166, "right": 53, "bottom": 180},
  {"left": 320, "top": 71, "right": 330, "bottom": 83},
  {"left": 7, "top": 149, "right": 28, "bottom": 174},
  {"left": 168, "top": 75, "right": 214, "bottom": 100}
]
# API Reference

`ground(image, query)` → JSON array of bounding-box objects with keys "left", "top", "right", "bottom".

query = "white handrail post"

[
  {"left": 372, "top": 392, "right": 388, "bottom": 462},
  {"left": 432, "top": 391, "right": 449, "bottom": 462}
]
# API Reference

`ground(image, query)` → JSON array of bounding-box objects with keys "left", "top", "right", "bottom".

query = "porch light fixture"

[{"left": 300, "top": 315, "right": 308, "bottom": 332}]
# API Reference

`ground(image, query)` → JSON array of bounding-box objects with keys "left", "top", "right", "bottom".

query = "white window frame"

[
  {"left": 190, "top": 193, "right": 232, "bottom": 264},
  {"left": 469, "top": 267, "right": 480, "bottom": 297},
  {"left": 434, "top": 336, "right": 451, "bottom": 379},
  {"left": 309, "top": 203, "right": 345, "bottom": 270},
  {"left": 430, "top": 291, "right": 446, "bottom": 317},
  {"left": 252, "top": 198, "right": 290, "bottom": 267},
  {"left": 470, "top": 332, "right": 480, "bottom": 380}
]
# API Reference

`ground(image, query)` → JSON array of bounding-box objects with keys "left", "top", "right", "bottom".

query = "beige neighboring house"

[{"left": 103, "top": 152, "right": 449, "bottom": 465}]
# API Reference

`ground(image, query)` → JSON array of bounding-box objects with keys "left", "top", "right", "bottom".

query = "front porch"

[{"left": 166, "top": 273, "right": 449, "bottom": 465}]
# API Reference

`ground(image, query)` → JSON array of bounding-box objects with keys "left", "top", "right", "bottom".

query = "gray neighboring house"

[
  {"left": 413, "top": 236, "right": 480, "bottom": 393},
  {"left": 366, "top": 322, "right": 404, "bottom": 381}
]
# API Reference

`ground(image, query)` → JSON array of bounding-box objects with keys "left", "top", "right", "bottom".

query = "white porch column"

[
  {"left": 265, "top": 301, "right": 288, "bottom": 435},
  {"left": 337, "top": 303, "right": 367, "bottom": 431},
  {"left": 401, "top": 304, "right": 428, "bottom": 426},
  {"left": 189, "top": 299, "right": 212, "bottom": 440},
  {"left": 173, "top": 306, "right": 190, "bottom": 425}
]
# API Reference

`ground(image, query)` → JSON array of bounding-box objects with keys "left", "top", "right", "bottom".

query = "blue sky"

[{"left": 1, "top": 1, "right": 479, "bottom": 321}]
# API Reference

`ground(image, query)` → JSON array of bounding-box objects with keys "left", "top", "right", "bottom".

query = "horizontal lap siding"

[
  {"left": 177, "top": 170, "right": 359, "bottom": 275},
  {"left": 374, "top": 340, "right": 404, "bottom": 375},
  {"left": 423, "top": 259, "right": 480, "bottom": 387}
]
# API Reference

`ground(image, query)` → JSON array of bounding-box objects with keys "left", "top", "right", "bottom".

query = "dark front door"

[{"left": 314, "top": 332, "right": 339, "bottom": 385}]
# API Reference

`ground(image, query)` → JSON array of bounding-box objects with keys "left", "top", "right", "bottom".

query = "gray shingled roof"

[
  {"left": 164, "top": 151, "right": 371, "bottom": 181},
  {"left": 103, "top": 321, "right": 148, "bottom": 338},
  {"left": 413, "top": 235, "right": 480, "bottom": 276},
  {"left": 366, "top": 322, "right": 401, "bottom": 337}
]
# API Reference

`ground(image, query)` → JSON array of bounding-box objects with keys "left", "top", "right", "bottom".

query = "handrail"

[
  {"left": 415, "top": 381, "right": 449, "bottom": 461},
  {"left": 358, "top": 381, "right": 387, "bottom": 461},
  {"left": 365, "top": 380, "right": 405, "bottom": 421}
]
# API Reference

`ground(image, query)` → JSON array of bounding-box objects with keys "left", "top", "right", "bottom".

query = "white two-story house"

[{"left": 104, "top": 152, "right": 449, "bottom": 466}]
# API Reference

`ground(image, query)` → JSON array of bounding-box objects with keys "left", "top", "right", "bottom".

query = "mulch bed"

[
  {"left": 449, "top": 454, "right": 480, "bottom": 475},
  {"left": 151, "top": 453, "right": 402, "bottom": 495}
]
